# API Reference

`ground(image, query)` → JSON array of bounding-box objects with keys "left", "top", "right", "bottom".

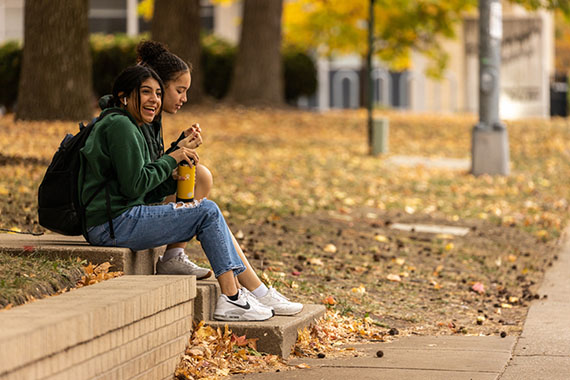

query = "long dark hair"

[
  {"left": 112, "top": 65, "right": 164, "bottom": 117},
  {"left": 136, "top": 40, "right": 191, "bottom": 85}
]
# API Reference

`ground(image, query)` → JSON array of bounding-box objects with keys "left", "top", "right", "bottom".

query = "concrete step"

[
  {"left": 194, "top": 279, "right": 326, "bottom": 358},
  {"left": 0, "top": 233, "right": 163, "bottom": 275},
  {"left": 0, "top": 276, "right": 196, "bottom": 380}
]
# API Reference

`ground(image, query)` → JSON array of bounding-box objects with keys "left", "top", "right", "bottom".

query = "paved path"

[
  {"left": 498, "top": 230, "right": 570, "bottom": 379},
  {"left": 231, "top": 229, "right": 570, "bottom": 380}
]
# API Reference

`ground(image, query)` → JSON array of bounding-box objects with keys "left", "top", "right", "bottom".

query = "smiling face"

[
  {"left": 126, "top": 77, "right": 162, "bottom": 125},
  {"left": 162, "top": 70, "right": 191, "bottom": 114}
]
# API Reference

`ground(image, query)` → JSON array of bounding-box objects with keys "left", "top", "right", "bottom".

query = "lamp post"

[
  {"left": 367, "top": 0, "right": 375, "bottom": 153},
  {"left": 471, "top": 0, "right": 510, "bottom": 175},
  {"left": 367, "top": 0, "right": 389, "bottom": 155}
]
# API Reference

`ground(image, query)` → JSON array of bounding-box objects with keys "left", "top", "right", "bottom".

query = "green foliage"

[
  {"left": 512, "top": 0, "right": 570, "bottom": 17},
  {"left": 283, "top": 47, "right": 317, "bottom": 102},
  {"left": 90, "top": 34, "right": 143, "bottom": 98},
  {"left": 201, "top": 34, "right": 236, "bottom": 99},
  {"left": 0, "top": 41, "right": 22, "bottom": 111},
  {"left": 0, "top": 33, "right": 317, "bottom": 106}
]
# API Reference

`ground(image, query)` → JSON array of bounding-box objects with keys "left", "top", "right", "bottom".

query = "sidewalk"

[{"left": 230, "top": 229, "right": 570, "bottom": 380}]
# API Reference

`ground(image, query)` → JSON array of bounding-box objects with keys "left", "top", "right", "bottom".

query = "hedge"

[{"left": 0, "top": 34, "right": 317, "bottom": 111}]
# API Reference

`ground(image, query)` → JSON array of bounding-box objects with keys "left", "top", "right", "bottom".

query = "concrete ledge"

[
  {"left": 207, "top": 304, "right": 326, "bottom": 358},
  {"left": 194, "top": 280, "right": 326, "bottom": 358},
  {"left": 0, "top": 276, "right": 195, "bottom": 380},
  {"left": 0, "top": 233, "right": 164, "bottom": 274}
]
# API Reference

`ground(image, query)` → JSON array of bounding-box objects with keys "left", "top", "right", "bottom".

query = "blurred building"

[
  {"left": 0, "top": 0, "right": 555, "bottom": 119},
  {"left": 307, "top": 3, "right": 554, "bottom": 120}
]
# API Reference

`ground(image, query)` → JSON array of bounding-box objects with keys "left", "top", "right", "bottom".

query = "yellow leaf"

[
  {"left": 324, "top": 244, "right": 337, "bottom": 253},
  {"left": 351, "top": 285, "right": 366, "bottom": 294},
  {"left": 374, "top": 235, "right": 388, "bottom": 243},
  {"left": 444, "top": 243, "right": 454, "bottom": 251}
]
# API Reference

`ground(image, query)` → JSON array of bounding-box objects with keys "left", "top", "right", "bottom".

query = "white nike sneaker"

[
  {"left": 213, "top": 289, "right": 274, "bottom": 321},
  {"left": 155, "top": 252, "right": 212, "bottom": 279},
  {"left": 256, "top": 287, "right": 303, "bottom": 316}
]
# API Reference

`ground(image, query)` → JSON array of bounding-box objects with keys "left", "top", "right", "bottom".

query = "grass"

[{"left": 0, "top": 250, "right": 85, "bottom": 308}]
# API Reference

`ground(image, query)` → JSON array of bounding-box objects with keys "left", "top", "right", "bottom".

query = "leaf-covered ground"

[{"left": 0, "top": 108, "right": 569, "bottom": 342}]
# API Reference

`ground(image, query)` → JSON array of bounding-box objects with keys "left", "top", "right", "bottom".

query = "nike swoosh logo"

[{"left": 227, "top": 300, "right": 251, "bottom": 310}]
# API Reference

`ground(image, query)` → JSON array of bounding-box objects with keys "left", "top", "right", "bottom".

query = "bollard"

[{"left": 371, "top": 118, "right": 389, "bottom": 155}]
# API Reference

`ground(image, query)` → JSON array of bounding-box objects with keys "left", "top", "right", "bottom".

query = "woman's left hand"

[{"left": 178, "top": 123, "right": 202, "bottom": 149}]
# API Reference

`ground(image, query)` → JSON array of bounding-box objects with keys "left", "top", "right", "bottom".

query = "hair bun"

[{"left": 137, "top": 40, "right": 169, "bottom": 64}]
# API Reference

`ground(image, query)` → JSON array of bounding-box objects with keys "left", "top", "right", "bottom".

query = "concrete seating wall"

[{"left": 0, "top": 276, "right": 195, "bottom": 380}]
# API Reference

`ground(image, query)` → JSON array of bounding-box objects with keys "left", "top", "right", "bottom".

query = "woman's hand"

[
  {"left": 168, "top": 147, "right": 199, "bottom": 166},
  {"left": 177, "top": 123, "right": 202, "bottom": 149}
]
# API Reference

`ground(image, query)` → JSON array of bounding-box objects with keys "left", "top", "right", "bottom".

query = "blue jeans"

[{"left": 87, "top": 200, "right": 245, "bottom": 278}]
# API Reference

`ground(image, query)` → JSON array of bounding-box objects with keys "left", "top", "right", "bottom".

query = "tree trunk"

[
  {"left": 152, "top": 0, "right": 203, "bottom": 104},
  {"left": 16, "top": 0, "right": 92, "bottom": 121},
  {"left": 227, "top": 0, "right": 284, "bottom": 106}
]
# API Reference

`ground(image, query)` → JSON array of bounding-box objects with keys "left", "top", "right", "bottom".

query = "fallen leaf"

[
  {"left": 387, "top": 274, "right": 402, "bottom": 282},
  {"left": 308, "top": 257, "right": 324, "bottom": 266},
  {"left": 351, "top": 285, "right": 366, "bottom": 294},
  {"left": 324, "top": 244, "right": 337, "bottom": 253},
  {"left": 374, "top": 235, "right": 388, "bottom": 243},
  {"left": 322, "top": 296, "right": 336, "bottom": 305},
  {"left": 471, "top": 282, "right": 485, "bottom": 294}
]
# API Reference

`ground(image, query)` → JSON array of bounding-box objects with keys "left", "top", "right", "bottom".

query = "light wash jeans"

[{"left": 87, "top": 199, "right": 245, "bottom": 278}]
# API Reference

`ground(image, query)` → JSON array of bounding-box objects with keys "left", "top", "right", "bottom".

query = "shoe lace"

[
  {"left": 176, "top": 252, "right": 201, "bottom": 269},
  {"left": 270, "top": 288, "right": 290, "bottom": 302}
]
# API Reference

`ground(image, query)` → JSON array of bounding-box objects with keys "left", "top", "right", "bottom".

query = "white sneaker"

[
  {"left": 213, "top": 289, "right": 274, "bottom": 321},
  {"left": 155, "top": 252, "right": 212, "bottom": 279},
  {"left": 256, "top": 287, "right": 303, "bottom": 316}
]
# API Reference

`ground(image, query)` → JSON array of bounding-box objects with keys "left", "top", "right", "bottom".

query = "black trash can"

[{"left": 550, "top": 77, "right": 568, "bottom": 117}]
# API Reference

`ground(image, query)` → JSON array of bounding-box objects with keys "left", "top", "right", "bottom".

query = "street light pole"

[
  {"left": 367, "top": 0, "right": 375, "bottom": 153},
  {"left": 471, "top": 0, "right": 510, "bottom": 175}
]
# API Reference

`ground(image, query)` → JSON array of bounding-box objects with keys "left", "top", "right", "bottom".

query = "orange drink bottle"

[{"left": 176, "top": 160, "right": 196, "bottom": 202}]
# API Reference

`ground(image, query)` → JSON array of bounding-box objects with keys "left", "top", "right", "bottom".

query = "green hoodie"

[{"left": 79, "top": 107, "right": 177, "bottom": 228}]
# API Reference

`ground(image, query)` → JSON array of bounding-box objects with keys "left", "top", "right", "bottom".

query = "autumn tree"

[
  {"left": 16, "top": 0, "right": 92, "bottom": 121},
  {"left": 151, "top": 0, "right": 204, "bottom": 104},
  {"left": 226, "top": 0, "right": 285, "bottom": 106}
]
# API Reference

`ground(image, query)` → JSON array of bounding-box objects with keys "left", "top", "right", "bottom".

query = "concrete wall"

[{"left": 0, "top": 276, "right": 196, "bottom": 380}]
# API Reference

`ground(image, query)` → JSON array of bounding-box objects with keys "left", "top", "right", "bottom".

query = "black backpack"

[{"left": 38, "top": 108, "right": 124, "bottom": 239}]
